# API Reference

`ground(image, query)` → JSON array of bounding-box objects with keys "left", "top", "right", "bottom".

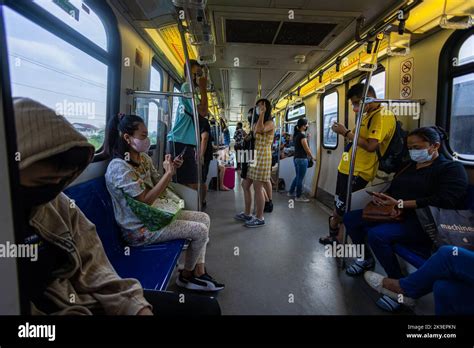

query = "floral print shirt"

[{"left": 105, "top": 153, "right": 162, "bottom": 246}]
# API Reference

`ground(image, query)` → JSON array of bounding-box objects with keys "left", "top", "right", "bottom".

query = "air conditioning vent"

[
  {"left": 226, "top": 19, "right": 280, "bottom": 44},
  {"left": 275, "top": 22, "right": 337, "bottom": 45},
  {"left": 225, "top": 19, "right": 338, "bottom": 46}
]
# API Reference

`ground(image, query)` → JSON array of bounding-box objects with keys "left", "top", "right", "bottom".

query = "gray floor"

[{"left": 167, "top": 176, "right": 434, "bottom": 315}]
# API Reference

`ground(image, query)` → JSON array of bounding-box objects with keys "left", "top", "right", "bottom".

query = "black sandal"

[
  {"left": 319, "top": 216, "right": 340, "bottom": 245},
  {"left": 319, "top": 235, "right": 340, "bottom": 245}
]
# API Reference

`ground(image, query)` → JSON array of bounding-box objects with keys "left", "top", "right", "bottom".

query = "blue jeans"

[
  {"left": 399, "top": 245, "right": 474, "bottom": 315},
  {"left": 344, "top": 209, "right": 432, "bottom": 278},
  {"left": 289, "top": 158, "right": 308, "bottom": 197}
]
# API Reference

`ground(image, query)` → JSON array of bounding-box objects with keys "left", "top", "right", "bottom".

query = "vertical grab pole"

[
  {"left": 177, "top": 20, "right": 202, "bottom": 211},
  {"left": 275, "top": 111, "right": 282, "bottom": 191},
  {"left": 342, "top": 33, "right": 384, "bottom": 260},
  {"left": 276, "top": 97, "right": 291, "bottom": 191},
  {"left": 258, "top": 68, "right": 262, "bottom": 99},
  {"left": 167, "top": 95, "right": 174, "bottom": 175}
]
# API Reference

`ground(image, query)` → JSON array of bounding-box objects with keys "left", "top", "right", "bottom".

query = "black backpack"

[{"left": 368, "top": 115, "right": 409, "bottom": 174}]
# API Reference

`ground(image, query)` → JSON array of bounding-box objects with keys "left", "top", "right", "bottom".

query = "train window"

[
  {"left": 361, "top": 70, "right": 386, "bottom": 99},
  {"left": 33, "top": 0, "right": 107, "bottom": 50},
  {"left": 4, "top": 7, "right": 107, "bottom": 150},
  {"left": 458, "top": 35, "right": 474, "bottom": 66},
  {"left": 322, "top": 91, "right": 338, "bottom": 149},
  {"left": 150, "top": 61, "right": 163, "bottom": 91},
  {"left": 147, "top": 61, "right": 163, "bottom": 145},
  {"left": 439, "top": 30, "right": 474, "bottom": 162}
]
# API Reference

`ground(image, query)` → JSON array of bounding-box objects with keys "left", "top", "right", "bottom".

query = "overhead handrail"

[
  {"left": 276, "top": 0, "right": 423, "bottom": 105},
  {"left": 364, "top": 98, "right": 425, "bottom": 104},
  {"left": 127, "top": 89, "right": 193, "bottom": 99}
]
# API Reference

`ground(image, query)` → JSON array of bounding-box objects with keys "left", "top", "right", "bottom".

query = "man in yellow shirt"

[{"left": 319, "top": 83, "right": 396, "bottom": 246}]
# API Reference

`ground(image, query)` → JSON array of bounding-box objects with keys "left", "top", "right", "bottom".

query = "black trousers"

[
  {"left": 143, "top": 290, "right": 221, "bottom": 316},
  {"left": 334, "top": 171, "right": 368, "bottom": 216}
]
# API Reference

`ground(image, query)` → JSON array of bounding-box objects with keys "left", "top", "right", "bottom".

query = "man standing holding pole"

[{"left": 318, "top": 83, "right": 395, "bottom": 253}]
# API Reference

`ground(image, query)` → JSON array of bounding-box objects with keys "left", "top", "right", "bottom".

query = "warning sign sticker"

[{"left": 400, "top": 57, "right": 414, "bottom": 99}]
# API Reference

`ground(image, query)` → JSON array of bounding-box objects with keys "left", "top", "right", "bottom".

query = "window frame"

[
  {"left": 0, "top": 4, "right": 30, "bottom": 315},
  {"left": 5, "top": 0, "right": 121, "bottom": 158},
  {"left": 169, "top": 77, "right": 180, "bottom": 92},
  {"left": 437, "top": 28, "right": 474, "bottom": 165},
  {"left": 321, "top": 88, "right": 339, "bottom": 150}
]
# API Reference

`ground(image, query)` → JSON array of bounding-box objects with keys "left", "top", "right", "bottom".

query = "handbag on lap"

[
  {"left": 362, "top": 202, "right": 403, "bottom": 222},
  {"left": 361, "top": 163, "right": 411, "bottom": 222}
]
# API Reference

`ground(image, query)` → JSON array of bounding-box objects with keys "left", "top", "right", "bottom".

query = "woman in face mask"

[
  {"left": 287, "top": 118, "right": 317, "bottom": 202},
  {"left": 240, "top": 99, "right": 275, "bottom": 228},
  {"left": 341, "top": 126, "right": 468, "bottom": 311},
  {"left": 105, "top": 114, "right": 224, "bottom": 292}
]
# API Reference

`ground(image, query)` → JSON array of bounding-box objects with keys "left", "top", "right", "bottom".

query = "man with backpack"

[{"left": 319, "top": 83, "right": 397, "bottom": 245}]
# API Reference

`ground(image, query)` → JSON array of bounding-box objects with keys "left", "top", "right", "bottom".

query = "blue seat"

[
  {"left": 64, "top": 177, "right": 185, "bottom": 291},
  {"left": 393, "top": 244, "right": 427, "bottom": 269},
  {"left": 394, "top": 185, "right": 474, "bottom": 269}
]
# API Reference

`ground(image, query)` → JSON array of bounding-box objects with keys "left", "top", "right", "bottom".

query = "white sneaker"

[{"left": 364, "top": 271, "right": 415, "bottom": 307}]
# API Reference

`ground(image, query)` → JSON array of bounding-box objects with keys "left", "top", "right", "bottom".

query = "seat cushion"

[{"left": 64, "top": 177, "right": 184, "bottom": 290}]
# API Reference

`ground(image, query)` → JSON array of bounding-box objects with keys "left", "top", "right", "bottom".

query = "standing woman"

[
  {"left": 245, "top": 99, "right": 275, "bottom": 228},
  {"left": 288, "top": 118, "right": 317, "bottom": 202},
  {"left": 220, "top": 119, "right": 231, "bottom": 148}
]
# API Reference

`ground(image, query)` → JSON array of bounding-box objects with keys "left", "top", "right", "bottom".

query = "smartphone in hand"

[{"left": 177, "top": 146, "right": 188, "bottom": 159}]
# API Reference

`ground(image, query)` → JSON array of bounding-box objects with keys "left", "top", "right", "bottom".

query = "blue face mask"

[{"left": 409, "top": 148, "right": 433, "bottom": 163}]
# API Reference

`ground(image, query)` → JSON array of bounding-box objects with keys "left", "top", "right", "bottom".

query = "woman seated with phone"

[
  {"left": 105, "top": 114, "right": 224, "bottom": 292},
  {"left": 342, "top": 127, "right": 467, "bottom": 293}
]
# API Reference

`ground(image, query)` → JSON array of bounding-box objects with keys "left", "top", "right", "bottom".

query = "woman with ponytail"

[
  {"left": 105, "top": 113, "right": 224, "bottom": 292},
  {"left": 342, "top": 126, "right": 468, "bottom": 312}
]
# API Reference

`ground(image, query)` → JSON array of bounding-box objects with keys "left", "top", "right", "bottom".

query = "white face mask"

[{"left": 409, "top": 148, "right": 433, "bottom": 163}]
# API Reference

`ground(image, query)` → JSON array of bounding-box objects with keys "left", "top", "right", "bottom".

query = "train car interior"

[{"left": 0, "top": 0, "right": 473, "bottom": 317}]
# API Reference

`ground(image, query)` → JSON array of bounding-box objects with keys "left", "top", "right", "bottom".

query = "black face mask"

[{"left": 19, "top": 180, "right": 68, "bottom": 209}]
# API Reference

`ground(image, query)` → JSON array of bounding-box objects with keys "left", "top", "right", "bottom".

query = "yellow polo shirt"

[{"left": 338, "top": 106, "right": 396, "bottom": 182}]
